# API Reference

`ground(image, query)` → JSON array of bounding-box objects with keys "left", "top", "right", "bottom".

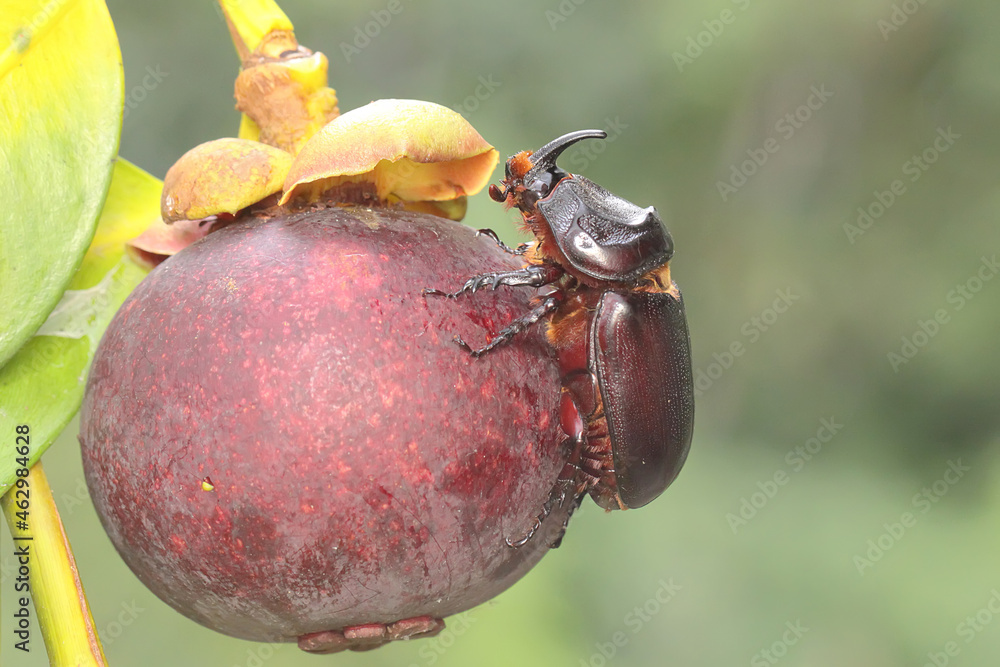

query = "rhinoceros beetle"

[{"left": 425, "top": 129, "right": 694, "bottom": 548}]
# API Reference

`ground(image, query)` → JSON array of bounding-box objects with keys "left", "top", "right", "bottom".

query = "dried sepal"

[
  {"left": 161, "top": 138, "right": 292, "bottom": 223},
  {"left": 280, "top": 99, "right": 498, "bottom": 217},
  {"left": 126, "top": 218, "right": 216, "bottom": 270}
]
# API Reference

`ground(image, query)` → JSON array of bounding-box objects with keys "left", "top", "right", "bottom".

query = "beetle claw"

[
  {"left": 452, "top": 335, "right": 484, "bottom": 358},
  {"left": 425, "top": 265, "right": 563, "bottom": 307},
  {"left": 475, "top": 227, "right": 527, "bottom": 256},
  {"left": 505, "top": 488, "right": 582, "bottom": 550},
  {"left": 504, "top": 465, "right": 585, "bottom": 550},
  {"left": 504, "top": 518, "right": 541, "bottom": 548},
  {"left": 464, "top": 276, "right": 489, "bottom": 293},
  {"left": 423, "top": 285, "right": 472, "bottom": 299}
]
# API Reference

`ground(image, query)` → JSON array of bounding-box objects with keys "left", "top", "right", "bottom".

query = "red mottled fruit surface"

[{"left": 79, "top": 207, "right": 569, "bottom": 641}]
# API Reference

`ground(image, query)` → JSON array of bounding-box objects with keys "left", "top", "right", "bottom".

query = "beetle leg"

[
  {"left": 504, "top": 479, "right": 584, "bottom": 549},
  {"left": 474, "top": 228, "right": 530, "bottom": 256},
  {"left": 506, "top": 436, "right": 585, "bottom": 549},
  {"left": 505, "top": 474, "right": 579, "bottom": 549},
  {"left": 548, "top": 493, "right": 585, "bottom": 549},
  {"left": 504, "top": 519, "right": 541, "bottom": 549},
  {"left": 454, "top": 295, "right": 560, "bottom": 358},
  {"left": 423, "top": 263, "right": 562, "bottom": 299}
]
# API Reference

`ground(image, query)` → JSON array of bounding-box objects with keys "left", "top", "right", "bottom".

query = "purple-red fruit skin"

[{"left": 80, "top": 208, "right": 568, "bottom": 641}]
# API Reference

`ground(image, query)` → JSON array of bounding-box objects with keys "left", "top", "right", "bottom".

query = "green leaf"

[
  {"left": 0, "top": 159, "right": 160, "bottom": 496},
  {"left": 0, "top": 0, "right": 125, "bottom": 367}
]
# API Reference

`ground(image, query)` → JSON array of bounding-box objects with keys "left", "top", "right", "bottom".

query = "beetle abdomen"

[{"left": 591, "top": 289, "right": 694, "bottom": 508}]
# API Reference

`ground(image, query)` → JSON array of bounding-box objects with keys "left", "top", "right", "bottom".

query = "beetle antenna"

[{"left": 528, "top": 129, "right": 607, "bottom": 175}]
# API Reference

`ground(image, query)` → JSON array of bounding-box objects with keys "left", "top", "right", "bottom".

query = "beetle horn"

[{"left": 528, "top": 129, "right": 608, "bottom": 175}]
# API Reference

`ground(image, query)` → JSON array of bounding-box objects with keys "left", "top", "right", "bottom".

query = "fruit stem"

[
  {"left": 2, "top": 462, "right": 108, "bottom": 666},
  {"left": 218, "top": 0, "right": 293, "bottom": 61}
]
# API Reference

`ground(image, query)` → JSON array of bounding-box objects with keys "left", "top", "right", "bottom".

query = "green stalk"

[{"left": 2, "top": 461, "right": 107, "bottom": 666}]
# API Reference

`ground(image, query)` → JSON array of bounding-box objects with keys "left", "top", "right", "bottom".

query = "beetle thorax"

[{"left": 528, "top": 210, "right": 653, "bottom": 290}]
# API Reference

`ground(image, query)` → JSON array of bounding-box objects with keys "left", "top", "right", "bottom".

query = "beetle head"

[
  {"left": 491, "top": 130, "right": 674, "bottom": 284},
  {"left": 489, "top": 130, "right": 607, "bottom": 213}
]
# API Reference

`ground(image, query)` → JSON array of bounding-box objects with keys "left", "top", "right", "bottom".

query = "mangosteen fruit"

[{"left": 80, "top": 206, "right": 570, "bottom": 652}]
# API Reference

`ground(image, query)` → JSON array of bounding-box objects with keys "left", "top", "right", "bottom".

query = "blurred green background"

[{"left": 4, "top": 0, "right": 1000, "bottom": 665}]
